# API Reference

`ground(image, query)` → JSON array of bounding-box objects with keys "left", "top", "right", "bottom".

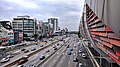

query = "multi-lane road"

[{"left": 0, "top": 35, "right": 95, "bottom": 67}]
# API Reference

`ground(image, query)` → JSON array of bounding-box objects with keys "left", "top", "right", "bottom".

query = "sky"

[{"left": 0, "top": 0, "right": 84, "bottom": 31}]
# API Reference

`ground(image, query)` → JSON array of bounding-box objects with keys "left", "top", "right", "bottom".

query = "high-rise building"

[
  {"left": 48, "top": 18, "right": 58, "bottom": 33},
  {"left": 12, "top": 16, "right": 37, "bottom": 37},
  {"left": 36, "top": 21, "right": 43, "bottom": 37},
  {"left": 42, "top": 22, "right": 49, "bottom": 37}
]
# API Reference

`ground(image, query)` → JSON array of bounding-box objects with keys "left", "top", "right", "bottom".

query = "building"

[
  {"left": 79, "top": 0, "right": 120, "bottom": 67},
  {"left": 12, "top": 16, "right": 37, "bottom": 37},
  {"left": 0, "top": 21, "right": 14, "bottom": 46},
  {"left": 13, "top": 30, "right": 23, "bottom": 44},
  {"left": 36, "top": 21, "right": 43, "bottom": 37},
  {"left": 42, "top": 22, "right": 49, "bottom": 37},
  {"left": 48, "top": 18, "right": 58, "bottom": 34}
]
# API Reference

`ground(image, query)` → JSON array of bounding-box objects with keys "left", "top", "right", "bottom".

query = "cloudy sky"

[{"left": 0, "top": 0, "right": 84, "bottom": 31}]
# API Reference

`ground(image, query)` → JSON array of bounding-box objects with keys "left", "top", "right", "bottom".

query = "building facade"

[
  {"left": 79, "top": 0, "right": 120, "bottom": 67},
  {"left": 13, "top": 29, "right": 23, "bottom": 44},
  {"left": 48, "top": 18, "right": 58, "bottom": 34},
  {"left": 0, "top": 21, "right": 14, "bottom": 46},
  {"left": 12, "top": 16, "right": 37, "bottom": 37}
]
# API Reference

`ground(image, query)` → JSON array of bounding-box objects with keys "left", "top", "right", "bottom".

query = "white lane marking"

[
  {"left": 61, "top": 60, "right": 63, "bottom": 63},
  {"left": 53, "top": 60, "right": 56, "bottom": 62},
  {"left": 57, "top": 56, "right": 59, "bottom": 58},
  {"left": 68, "top": 61, "right": 70, "bottom": 64},
  {"left": 46, "top": 54, "right": 49, "bottom": 57},
  {"left": 63, "top": 56, "right": 65, "bottom": 59},
  {"left": 84, "top": 63, "right": 86, "bottom": 66},
  {"left": 57, "top": 52, "right": 59, "bottom": 54},
  {"left": 73, "top": 53, "right": 75, "bottom": 55}
]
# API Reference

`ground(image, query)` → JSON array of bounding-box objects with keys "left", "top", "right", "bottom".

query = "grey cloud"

[{"left": 0, "top": 0, "right": 84, "bottom": 31}]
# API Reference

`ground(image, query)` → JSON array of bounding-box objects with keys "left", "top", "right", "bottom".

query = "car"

[
  {"left": 68, "top": 51, "right": 71, "bottom": 55},
  {"left": 0, "top": 57, "right": 10, "bottom": 63},
  {"left": 53, "top": 45, "right": 56, "bottom": 48},
  {"left": 21, "top": 48, "right": 26, "bottom": 51},
  {"left": 54, "top": 47, "right": 57, "bottom": 50},
  {"left": 73, "top": 57, "right": 78, "bottom": 62},
  {"left": 67, "top": 45, "right": 69, "bottom": 48},
  {"left": 82, "top": 53, "right": 87, "bottom": 58},
  {"left": 69, "top": 48, "right": 73, "bottom": 51},
  {"left": 46, "top": 50, "right": 50, "bottom": 53},
  {"left": 40, "top": 55, "right": 45, "bottom": 60},
  {"left": 79, "top": 50, "right": 82, "bottom": 53},
  {"left": 18, "top": 58, "right": 28, "bottom": 65},
  {"left": 7, "top": 54, "right": 14, "bottom": 58},
  {"left": 79, "top": 63, "right": 83, "bottom": 67},
  {"left": 29, "top": 64, "right": 35, "bottom": 67},
  {"left": 40, "top": 45, "right": 43, "bottom": 47},
  {"left": 31, "top": 48, "right": 36, "bottom": 51},
  {"left": 74, "top": 45, "right": 76, "bottom": 48},
  {"left": 17, "top": 65, "right": 26, "bottom": 67},
  {"left": 49, "top": 38, "right": 53, "bottom": 41},
  {"left": 24, "top": 50, "right": 29, "bottom": 53},
  {"left": 57, "top": 43, "right": 59, "bottom": 46}
]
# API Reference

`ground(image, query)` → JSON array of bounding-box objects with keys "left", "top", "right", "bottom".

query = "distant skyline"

[{"left": 0, "top": 0, "right": 84, "bottom": 31}]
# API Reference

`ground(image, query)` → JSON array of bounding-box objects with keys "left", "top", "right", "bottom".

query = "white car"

[
  {"left": 79, "top": 63, "right": 83, "bottom": 67},
  {"left": 7, "top": 54, "right": 14, "bottom": 58},
  {"left": 17, "top": 65, "right": 25, "bottom": 67},
  {"left": 79, "top": 50, "right": 82, "bottom": 53},
  {"left": 0, "top": 57, "right": 10, "bottom": 63},
  {"left": 82, "top": 53, "right": 87, "bottom": 58}
]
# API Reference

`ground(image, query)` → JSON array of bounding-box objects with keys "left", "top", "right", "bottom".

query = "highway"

[
  {"left": 40, "top": 35, "right": 78, "bottom": 67},
  {"left": 0, "top": 37, "right": 62, "bottom": 67},
  {"left": 77, "top": 41, "right": 94, "bottom": 67},
  {"left": 0, "top": 35, "right": 95, "bottom": 67}
]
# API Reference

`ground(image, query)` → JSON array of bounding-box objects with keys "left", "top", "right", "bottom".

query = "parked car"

[
  {"left": 40, "top": 55, "right": 45, "bottom": 60},
  {"left": 0, "top": 57, "right": 10, "bottom": 63}
]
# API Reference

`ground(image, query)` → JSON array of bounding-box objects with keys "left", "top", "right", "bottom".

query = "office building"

[{"left": 12, "top": 16, "right": 37, "bottom": 37}]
